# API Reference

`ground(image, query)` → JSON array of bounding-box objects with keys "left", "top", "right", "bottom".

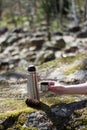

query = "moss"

[
  {"left": 38, "top": 53, "right": 87, "bottom": 69},
  {"left": 13, "top": 125, "right": 38, "bottom": 130},
  {"left": 75, "top": 110, "right": 87, "bottom": 125},
  {"left": 66, "top": 109, "right": 87, "bottom": 130},
  {"left": 0, "top": 98, "right": 36, "bottom": 116},
  {"left": 41, "top": 95, "right": 77, "bottom": 107},
  {"left": 63, "top": 60, "right": 83, "bottom": 75}
]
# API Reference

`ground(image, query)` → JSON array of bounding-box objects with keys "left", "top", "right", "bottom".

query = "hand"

[{"left": 48, "top": 82, "right": 65, "bottom": 94}]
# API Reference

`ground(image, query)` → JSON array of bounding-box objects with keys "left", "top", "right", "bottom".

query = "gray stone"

[
  {"left": 66, "top": 70, "right": 87, "bottom": 83},
  {"left": 55, "top": 37, "right": 66, "bottom": 50},
  {"left": 0, "top": 26, "right": 8, "bottom": 35},
  {"left": 77, "top": 28, "right": 87, "bottom": 38},
  {"left": 35, "top": 50, "right": 55, "bottom": 64},
  {"left": 6, "top": 34, "right": 21, "bottom": 45},
  {"left": 33, "top": 31, "right": 46, "bottom": 38},
  {"left": 25, "top": 112, "right": 53, "bottom": 129},
  {"left": 30, "top": 37, "right": 45, "bottom": 49},
  {"left": 46, "top": 38, "right": 66, "bottom": 50},
  {"left": 51, "top": 106, "right": 71, "bottom": 117}
]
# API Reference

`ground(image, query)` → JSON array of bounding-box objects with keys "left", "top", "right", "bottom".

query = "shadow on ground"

[{"left": 38, "top": 99, "right": 87, "bottom": 129}]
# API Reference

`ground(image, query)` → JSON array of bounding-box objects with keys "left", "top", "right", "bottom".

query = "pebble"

[{"left": 25, "top": 112, "right": 53, "bottom": 129}]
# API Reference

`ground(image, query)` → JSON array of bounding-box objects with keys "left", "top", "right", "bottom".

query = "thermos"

[{"left": 27, "top": 65, "right": 39, "bottom": 101}]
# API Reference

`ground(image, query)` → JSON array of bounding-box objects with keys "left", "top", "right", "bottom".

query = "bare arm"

[{"left": 48, "top": 82, "right": 87, "bottom": 94}]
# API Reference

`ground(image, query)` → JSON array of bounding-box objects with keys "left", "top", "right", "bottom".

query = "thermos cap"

[
  {"left": 40, "top": 81, "right": 55, "bottom": 86},
  {"left": 28, "top": 65, "right": 36, "bottom": 72},
  {"left": 40, "top": 82, "right": 49, "bottom": 85}
]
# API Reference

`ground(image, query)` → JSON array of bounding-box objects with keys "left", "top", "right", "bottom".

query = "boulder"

[
  {"left": 32, "top": 31, "right": 46, "bottom": 38},
  {"left": 11, "top": 27, "right": 23, "bottom": 33},
  {"left": 55, "top": 38, "right": 66, "bottom": 49},
  {"left": 30, "top": 37, "right": 45, "bottom": 49},
  {"left": 76, "top": 28, "right": 87, "bottom": 38},
  {"left": 46, "top": 38, "right": 66, "bottom": 50},
  {"left": 64, "top": 46, "right": 78, "bottom": 53},
  {"left": 0, "top": 27, "right": 8, "bottom": 35},
  {"left": 68, "top": 26, "right": 81, "bottom": 33},
  {"left": 35, "top": 50, "right": 55, "bottom": 64},
  {"left": 52, "top": 31, "right": 63, "bottom": 36},
  {"left": 6, "top": 34, "right": 22, "bottom": 45},
  {"left": 0, "top": 61, "right": 9, "bottom": 71}
]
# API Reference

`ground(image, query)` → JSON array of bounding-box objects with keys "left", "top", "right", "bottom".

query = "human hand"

[{"left": 48, "top": 82, "right": 65, "bottom": 94}]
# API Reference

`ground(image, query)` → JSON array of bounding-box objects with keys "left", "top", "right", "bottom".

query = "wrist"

[{"left": 48, "top": 86, "right": 65, "bottom": 94}]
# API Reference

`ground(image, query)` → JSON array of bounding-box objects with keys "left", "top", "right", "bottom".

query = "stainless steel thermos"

[{"left": 27, "top": 65, "right": 39, "bottom": 101}]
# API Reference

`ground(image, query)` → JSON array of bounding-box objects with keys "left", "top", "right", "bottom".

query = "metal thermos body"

[{"left": 27, "top": 65, "right": 39, "bottom": 101}]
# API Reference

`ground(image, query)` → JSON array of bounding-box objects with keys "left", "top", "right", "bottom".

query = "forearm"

[
  {"left": 64, "top": 83, "right": 87, "bottom": 94},
  {"left": 49, "top": 82, "right": 87, "bottom": 94}
]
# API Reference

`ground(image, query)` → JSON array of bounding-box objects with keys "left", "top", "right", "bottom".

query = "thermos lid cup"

[
  {"left": 40, "top": 81, "right": 55, "bottom": 92},
  {"left": 40, "top": 81, "right": 55, "bottom": 86},
  {"left": 28, "top": 65, "right": 36, "bottom": 72},
  {"left": 40, "top": 82, "right": 49, "bottom": 85}
]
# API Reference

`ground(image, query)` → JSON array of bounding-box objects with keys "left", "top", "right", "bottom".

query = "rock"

[
  {"left": 35, "top": 50, "right": 55, "bottom": 64},
  {"left": 7, "top": 34, "right": 22, "bottom": 45},
  {"left": 37, "top": 26, "right": 48, "bottom": 32},
  {"left": 51, "top": 106, "right": 72, "bottom": 117},
  {"left": 19, "top": 48, "right": 36, "bottom": 61},
  {"left": 62, "top": 53, "right": 77, "bottom": 58},
  {"left": 0, "top": 61, "right": 9, "bottom": 71},
  {"left": 25, "top": 112, "right": 53, "bottom": 129},
  {"left": 3, "top": 46, "right": 19, "bottom": 55},
  {"left": 46, "top": 38, "right": 66, "bottom": 50},
  {"left": 52, "top": 38, "right": 66, "bottom": 50},
  {"left": 32, "top": 31, "right": 46, "bottom": 38},
  {"left": 52, "top": 31, "right": 63, "bottom": 36},
  {"left": 16, "top": 37, "right": 30, "bottom": 50},
  {"left": 11, "top": 27, "right": 23, "bottom": 33},
  {"left": 47, "top": 69, "right": 66, "bottom": 81},
  {"left": 64, "top": 46, "right": 78, "bottom": 53},
  {"left": 0, "top": 34, "right": 7, "bottom": 46},
  {"left": 55, "top": 51, "right": 62, "bottom": 58},
  {"left": 63, "top": 35, "right": 75, "bottom": 43},
  {"left": 30, "top": 37, "right": 45, "bottom": 49},
  {"left": 25, "top": 52, "right": 36, "bottom": 62},
  {"left": 0, "top": 26, "right": 8, "bottom": 35},
  {"left": 54, "top": 38, "right": 66, "bottom": 50},
  {"left": 76, "top": 28, "right": 87, "bottom": 38},
  {"left": 68, "top": 26, "right": 81, "bottom": 33},
  {"left": 0, "top": 53, "right": 20, "bottom": 72},
  {"left": 66, "top": 70, "right": 87, "bottom": 83},
  {"left": 9, "top": 56, "right": 20, "bottom": 65}
]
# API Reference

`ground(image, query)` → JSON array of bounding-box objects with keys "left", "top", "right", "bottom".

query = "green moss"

[
  {"left": 38, "top": 53, "right": 87, "bottom": 76},
  {"left": 38, "top": 53, "right": 86, "bottom": 68},
  {"left": 41, "top": 95, "right": 77, "bottom": 107},
  {"left": 0, "top": 99, "right": 35, "bottom": 120}
]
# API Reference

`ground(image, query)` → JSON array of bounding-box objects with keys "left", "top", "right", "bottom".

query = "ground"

[{"left": 0, "top": 53, "right": 87, "bottom": 130}]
